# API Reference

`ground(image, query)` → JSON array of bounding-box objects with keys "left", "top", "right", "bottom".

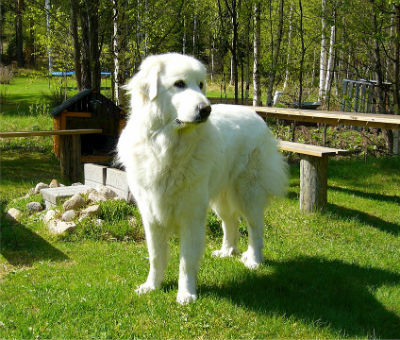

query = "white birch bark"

[
  {"left": 283, "top": 3, "right": 293, "bottom": 92},
  {"left": 45, "top": 0, "right": 53, "bottom": 73},
  {"left": 324, "top": 25, "right": 336, "bottom": 96},
  {"left": 113, "top": 0, "right": 120, "bottom": 104},
  {"left": 318, "top": 0, "right": 328, "bottom": 101},
  {"left": 253, "top": 1, "right": 261, "bottom": 106}
]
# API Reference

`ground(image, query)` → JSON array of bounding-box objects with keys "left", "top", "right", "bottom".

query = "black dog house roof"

[{"left": 50, "top": 89, "right": 124, "bottom": 117}]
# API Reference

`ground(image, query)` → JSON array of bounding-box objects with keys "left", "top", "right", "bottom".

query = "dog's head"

[{"left": 124, "top": 53, "right": 211, "bottom": 127}]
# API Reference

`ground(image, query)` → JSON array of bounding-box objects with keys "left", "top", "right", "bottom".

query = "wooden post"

[
  {"left": 300, "top": 155, "right": 328, "bottom": 212},
  {"left": 59, "top": 134, "right": 82, "bottom": 183}
]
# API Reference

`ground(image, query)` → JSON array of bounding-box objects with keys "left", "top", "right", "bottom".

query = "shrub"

[
  {"left": 0, "top": 66, "right": 14, "bottom": 84},
  {"left": 41, "top": 86, "right": 68, "bottom": 107},
  {"left": 60, "top": 200, "right": 145, "bottom": 243}
]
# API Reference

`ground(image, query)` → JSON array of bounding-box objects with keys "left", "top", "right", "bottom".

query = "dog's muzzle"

[
  {"left": 175, "top": 103, "right": 212, "bottom": 126},
  {"left": 194, "top": 103, "right": 211, "bottom": 123}
]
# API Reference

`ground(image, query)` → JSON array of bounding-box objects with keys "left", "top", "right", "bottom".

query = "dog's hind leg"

[
  {"left": 240, "top": 208, "right": 265, "bottom": 269},
  {"left": 136, "top": 222, "right": 169, "bottom": 295},
  {"left": 211, "top": 204, "right": 240, "bottom": 258}
]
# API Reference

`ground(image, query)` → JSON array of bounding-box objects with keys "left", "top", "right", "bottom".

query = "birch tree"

[
  {"left": 318, "top": 0, "right": 327, "bottom": 102},
  {"left": 266, "top": 0, "right": 284, "bottom": 107},
  {"left": 253, "top": 0, "right": 261, "bottom": 106}
]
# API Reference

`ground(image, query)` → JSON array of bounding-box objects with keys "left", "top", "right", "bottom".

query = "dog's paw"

[
  {"left": 135, "top": 282, "right": 157, "bottom": 295},
  {"left": 212, "top": 247, "right": 239, "bottom": 258},
  {"left": 241, "top": 251, "right": 262, "bottom": 270},
  {"left": 176, "top": 291, "right": 197, "bottom": 305}
]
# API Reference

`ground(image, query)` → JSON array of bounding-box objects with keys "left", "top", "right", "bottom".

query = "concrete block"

[
  {"left": 84, "top": 163, "right": 107, "bottom": 186},
  {"left": 85, "top": 179, "right": 103, "bottom": 189},
  {"left": 106, "top": 168, "right": 133, "bottom": 201},
  {"left": 41, "top": 185, "right": 89, "bottom": 208}
]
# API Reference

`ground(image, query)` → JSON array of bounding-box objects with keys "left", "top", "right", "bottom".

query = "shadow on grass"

[
  {"left": 326, "top": 203, "right": 400, "bottom": 236},
  {"left": 329, "top": 185, "right": 400, "bottom": 204},
  {"left": 200, "top": 256, "right": 400, "bottom": 338},
  {"left": 0, "top": 212, "right": 68, "bottom": 267}
]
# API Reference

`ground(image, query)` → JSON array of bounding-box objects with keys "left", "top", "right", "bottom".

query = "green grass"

[
  {"left": 1, "top": 152, "right": 400, "bottom": 339},
  {"left": 1, "top": 74, "right": 400, "bottom": 339}
]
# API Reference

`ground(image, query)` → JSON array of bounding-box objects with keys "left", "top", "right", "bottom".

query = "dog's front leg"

[
  {"left": 136, "top": 222, "right": 169, "bottom": 295},
  {"left": 177, "top": 219, "right": 206, "bottom": 304}
]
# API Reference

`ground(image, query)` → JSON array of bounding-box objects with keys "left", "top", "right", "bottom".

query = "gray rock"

[
  {"left": 80, "top": 204, "right": 100, "bottom": 218},
  {"left": 48, "top": 219, "right": 76, "bottom": 234},
  {"left": 26, "top": 202, "right": 43, "bottom": 213},
  {"left": 34, "top": 182, "right": 49, "bottom": 194},
  {"left": 71, "top": 182, "right": 83, "bottom": 186},
  {"left": 6, "top": 208, "right": 22, "bottom": 222},
  {"left": 98, "top": 186, "right": 117, "bottom": 199},
  {"left": 88, "top": 192, "right": 107, "bottom": 203},
  {"left": 43, "top": 209, "right": 57, "bottom": 223},
  {"left": 94, "top": 218, "right": 104, "bottom": 226},
  {"left": 63, "top": 193, "right": 85, "bottom": 211},
  {"left": 62, "top": 209, "right": 77, "bottom": 222},
  {"left": 49, "top": 179, "right": 60, "bottom": 188},
  {"left": 83, "top": 187, "right": 97, "bottom": 195}
]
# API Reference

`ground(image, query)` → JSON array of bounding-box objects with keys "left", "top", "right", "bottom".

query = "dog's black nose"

[{"left": 196, "top": 103, "right": 212, "bottom": 121}]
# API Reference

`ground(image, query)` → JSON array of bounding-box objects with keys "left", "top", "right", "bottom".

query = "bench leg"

[
  {"left": 59, "top": 135, "right": 82, "bottom": 183},
  {"left": 300, "top": 155, "right": 328, "bottom": 212}
]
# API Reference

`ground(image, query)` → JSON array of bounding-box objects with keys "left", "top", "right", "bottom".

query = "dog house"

[{"left": 51, "top": 89, "right": 126, "bottom": 163}]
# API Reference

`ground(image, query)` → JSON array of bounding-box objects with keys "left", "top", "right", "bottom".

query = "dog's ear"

[
  {"left": 124, "top": 57, "right": 161, "bottom": 103},
  {"left": 146, "top": 66, "right": 159, "bottom": 101}
]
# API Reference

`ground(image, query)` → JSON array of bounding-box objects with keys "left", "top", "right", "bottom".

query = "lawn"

[{"left": 1, "top": 75, "right": 400, "bottom": 339}]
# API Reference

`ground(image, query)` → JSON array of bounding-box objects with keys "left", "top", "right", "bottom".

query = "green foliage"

[{"left": 60, "top": 200, "right": 145, "bottom": 243}]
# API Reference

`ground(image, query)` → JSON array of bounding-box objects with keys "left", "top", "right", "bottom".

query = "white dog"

[{"left": 117, "top": 53, "right": 287, "bottom": 304}]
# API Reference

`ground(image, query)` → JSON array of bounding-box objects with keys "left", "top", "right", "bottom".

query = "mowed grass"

[
  {"left": 1, "top": 152, "right": 400, "bottom": 338},
  {"left": 1, "top": 75, "right": 400, "bottom": 339}
]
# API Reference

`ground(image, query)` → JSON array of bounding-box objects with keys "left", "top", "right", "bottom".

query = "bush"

[
  {"left": 41, "top": 86, "right": 68, "bottom": 107},
  {"left": 0, "top": 66, "right": 14, "bottom": 84},
  {"left": 60, "top": 199, "right": 145, "bottom": 243}
]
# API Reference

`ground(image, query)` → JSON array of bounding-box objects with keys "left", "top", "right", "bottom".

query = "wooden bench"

[
  {"left": 0, "top": 129, "right": 102, "bottom": 182},
  {"left": 278, "top": 140, "right": 350, "bottom": 212}
]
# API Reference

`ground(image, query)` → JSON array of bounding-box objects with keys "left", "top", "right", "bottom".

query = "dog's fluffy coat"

[{"left": 117, "top": 53, "right": 287, "bottom": 304}]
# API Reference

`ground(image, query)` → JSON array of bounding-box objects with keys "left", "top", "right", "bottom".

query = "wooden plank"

[
  {"left": 59, "top": 134, "right": 82, "bottom": 182},
  {"left": 278, "top": 140, "right": 348, "bottom": 158},
  {"left": 64, "top": 112, "right": 92, "bottom": 118},
  {"left": 251, "top": 106, "right": 400, "bottom": 129},
  {"left": 0, "top": 129, "right": 102, "bottom": 138},
  {"left": 81, "top": 155, "right": 113, "bottom": 163}
]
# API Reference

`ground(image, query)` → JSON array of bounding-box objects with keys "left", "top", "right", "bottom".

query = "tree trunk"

[
  {"left": 318, "top": 0, "right": 327, "bottom": 102},
  {"left": 0, "top": 1, "right": 3, "bottom": 63},
  {"left": 193, "top": 14, "right": 197, "bottom": 57},
  {"left": 324, "top": 25, "right": 336, "bottom": 97},
  {"left": 27, "top": 16, "right": 34, "bottom": 66},
  {"left": 80, "top": 4, "right": 91, "bottom": 89},
  {"left": 253, "top": 1, "right": 261, "bottom": 106},
  {"left": 112, "top": 0, "right": 127, "bottom": 106},
  {"left": 16, "top": 0, "right": 24, "bottom": 67},
  {"left": 371, "top": 3, "right": 393, "bottom": 152},
  {"left": 70, "top": 0, "right": 82, "bottom": 90},
  {"left": 87, "top": 0, "right": 100, "bottom": 92},
  {"left": 45, "top": 0, "right": 52, "bottom": 72},
  {"left": 112, "top": 0, "right": 120, "bottom": 104},
  {"left": 266, "top": 0, "right": 284, "bottom": 107},
  {"left": 182, "top": 16, "right": 186, "bottom": 54},
  {"left": 283, "top": 3, "right": 293, "bottom": 92},
  {"left": 393, "top": 5, "right": 400, "bottom": 155}
]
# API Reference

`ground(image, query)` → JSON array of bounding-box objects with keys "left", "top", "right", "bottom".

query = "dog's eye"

[
  {"left": 199, "top": 82, "right": 204, "bottom": 90},
  {"left": 174, "top": 80, "right": 186, "bottom": 89}
]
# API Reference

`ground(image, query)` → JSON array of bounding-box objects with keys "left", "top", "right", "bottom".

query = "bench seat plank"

[
  {"left": 0, "top": 129, "right": 102, "bottom": 138},
  {"left": 278, "top": 140, "right": 349, "bottom": 157}
]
